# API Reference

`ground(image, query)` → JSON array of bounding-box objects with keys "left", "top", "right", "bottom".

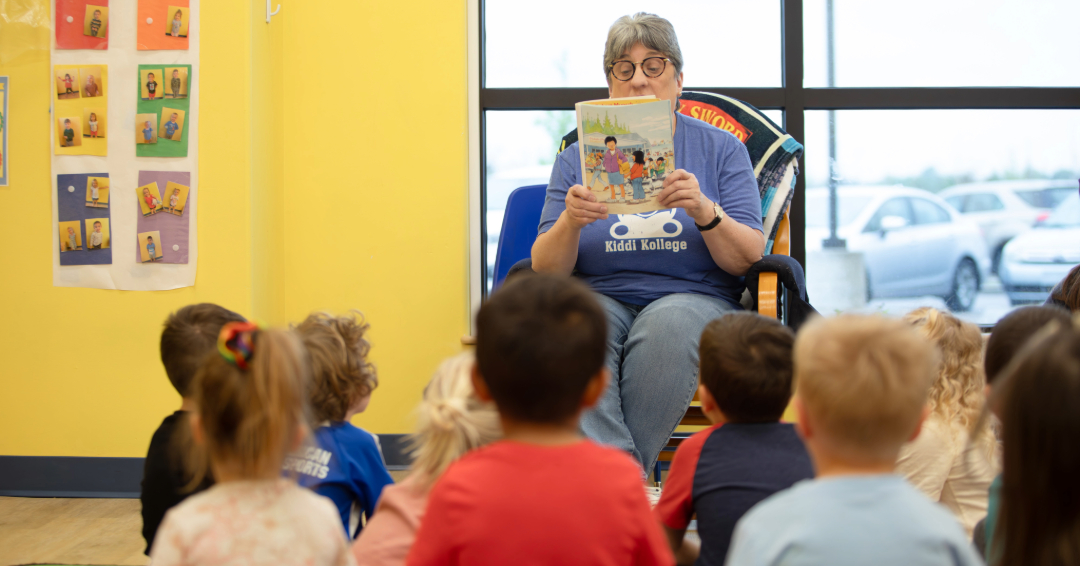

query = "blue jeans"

[{"left": 583, "top": 292, "right": 736, "bottom": 476}]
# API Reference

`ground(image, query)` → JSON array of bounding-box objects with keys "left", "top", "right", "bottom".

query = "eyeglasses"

[{"left": 608, "top": 57, "right": 670, "bottom": 82}]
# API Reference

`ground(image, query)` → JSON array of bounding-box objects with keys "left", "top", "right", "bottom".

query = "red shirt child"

[
  {"left": 406, "top": 440, "right": 672, "bottom": 566},
  {"left": 630, "top": 162, "right": 644, "bottom": 179}
]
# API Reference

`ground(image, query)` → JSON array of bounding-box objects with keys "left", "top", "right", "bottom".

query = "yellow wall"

[{"left": 0, "top": 0, "right": 468, "bottom": 457}]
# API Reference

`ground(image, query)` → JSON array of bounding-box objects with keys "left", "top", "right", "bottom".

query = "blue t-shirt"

[
  {"left": 143, "top": 127, "right": 153, "bottom": 141},
  {"left": 538, "top": 112, "right": 763, "bottom": 306},
  {"left": 727, "top": 475, "right": 983, "bottom": 566},
  {"left": 164, "top": 121, "right": 179, "bottom": 137},
  {"left": 656, "top": 423, "right": 814, "bottom": 566},
  {"left": 283, "top": 422, "right": 394, "bottom": 539}
]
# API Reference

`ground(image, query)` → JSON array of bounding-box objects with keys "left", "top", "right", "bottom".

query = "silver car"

[
  {"left": 998, "top": 191, "right": 1080, "bottom": 305},
  {"left": 939, "top": 180, "right": 1076, "bottom": 272},
  {"left": 806, "top": 186, "right": 991, "bottom": 311}
]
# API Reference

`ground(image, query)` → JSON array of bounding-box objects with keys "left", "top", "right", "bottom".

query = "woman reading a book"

[{"left": 531, "top": 12, "right": 766, "bottom": 478}]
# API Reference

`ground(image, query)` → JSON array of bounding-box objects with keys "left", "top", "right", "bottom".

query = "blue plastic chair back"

[{"left": 492, "top": 184, "right": 548, "bottom": 290}]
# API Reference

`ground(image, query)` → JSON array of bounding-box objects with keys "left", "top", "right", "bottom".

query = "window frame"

[{"left": 469, "top": 0, "right": 1080, "bottom": 310}]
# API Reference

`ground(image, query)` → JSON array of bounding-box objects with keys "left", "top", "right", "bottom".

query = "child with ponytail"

[
  {"left": 150, "top": 322, "right": 355, "bottom": 566},
  {"left": 351, "top": 353, "right": 501, "bottom": 566}
]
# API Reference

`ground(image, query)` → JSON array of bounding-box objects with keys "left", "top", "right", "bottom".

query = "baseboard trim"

[{"left": 0, "top": 434, "right": 413, "bottom": 498}]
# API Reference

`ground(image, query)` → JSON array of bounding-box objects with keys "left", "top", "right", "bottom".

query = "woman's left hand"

[{"left": 658, "top": 169, "right": 715, "bottom": 226}]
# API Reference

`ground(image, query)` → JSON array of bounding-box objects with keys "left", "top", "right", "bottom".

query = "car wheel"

[{"left": 945, "top": 259, "right": 979, "bottom": 312}]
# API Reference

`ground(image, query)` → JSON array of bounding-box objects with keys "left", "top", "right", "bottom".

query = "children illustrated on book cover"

[{"left": 577, "top": 97, "right": 674, "bottom": 215}]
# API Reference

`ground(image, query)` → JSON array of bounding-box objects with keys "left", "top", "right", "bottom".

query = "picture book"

[{"left": 576, "top": 95, "right": 674, "bottom": 214}]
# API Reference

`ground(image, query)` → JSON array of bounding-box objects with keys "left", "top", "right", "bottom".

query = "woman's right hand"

[{"left": 564, "top": 184, "right": 609, "bottom": 230}]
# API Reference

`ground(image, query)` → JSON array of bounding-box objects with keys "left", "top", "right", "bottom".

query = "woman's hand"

[
  {"left": 564, "top": 184, "right": 609, "bottom": 230},
  {"left": 658, "top": 170, "right": 715, "bottom": 226}
]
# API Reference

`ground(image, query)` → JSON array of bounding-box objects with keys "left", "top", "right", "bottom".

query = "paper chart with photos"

[{"left": 50, "top": 0, "right": 199, "bottom": 290}]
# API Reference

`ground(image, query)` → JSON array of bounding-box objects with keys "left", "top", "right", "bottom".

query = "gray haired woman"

[{"left": 531, "top": 13, "right": 766, "bottom": 479}]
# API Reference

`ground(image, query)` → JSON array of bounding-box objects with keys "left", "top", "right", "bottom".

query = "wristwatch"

[{"left": 695, "top": 202, "right": 724, "bottom": 231}]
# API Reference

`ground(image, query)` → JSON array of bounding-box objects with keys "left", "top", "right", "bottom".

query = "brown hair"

[
  {"left": 187, "top": 327, "right": 310, "bottom": 487},
  {"left": 1051, "top": 264, "right": 1080, "bottom": 313},
  {"left": 985, "top": 306, "right": 1071, "bottom": 386},
  {"left": 794, "top": 315, "right": 938, "bottom": 463},
  {"left": 475, "top": 274, "right": 607, "bottom": 424},
  {"left": 993, "top": 319, "right": 1080, "bottom": 566},
  {"left": 409, "top": 353, "right": 501, "bottom": 489},
  {"left": 160, "top": 303, "right": 245, "bottom": 397},
  {"left": 699, "top": 312, "right": 795, "bottom": 423},
  {"left": 294, "top": 311, "right": 377, "bottom": 422}
]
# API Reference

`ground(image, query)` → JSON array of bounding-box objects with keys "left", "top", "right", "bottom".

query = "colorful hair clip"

[{"left": 218, "top": 321, "right": 260, "bottom": 370}]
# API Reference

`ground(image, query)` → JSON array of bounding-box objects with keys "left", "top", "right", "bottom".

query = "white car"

[
  {"left": 939, "top": 180, "right": 1076, "bottom": 272},
  {"left": 998, "top": 191, "right": 1080, "bottom": 305},
  {"left": 806, "top": 186, "right": 991, "bottom": 311}
]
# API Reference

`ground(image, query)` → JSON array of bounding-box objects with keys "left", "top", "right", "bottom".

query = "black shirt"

[{"left": 140, "top": 410, "right": 212, "bottom": 555}]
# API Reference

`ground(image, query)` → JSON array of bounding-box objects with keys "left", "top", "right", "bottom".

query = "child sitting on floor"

[
  {"left": 726, "top": 315, "right": 982, "bottom": 566},
  {"left": 286, "top": 312, "right": 394, "bottom": 540},
  {"left": 150, "top": 323, "right": 354, "bottom": 566},
  {"left": 895, "top": 307, "right": 998, "bottom": 536},
  {"left": 140, "top": 303, "right": 245, "bottom": 555},
  {"left": 406, "top": 275, "right": 673, "bottom": 566},
  {"left": 352, "top": 353, "right": 501, "bottom": 566},
  {"left": 655, "top": 312, "right": 813, "bottom": 566}
]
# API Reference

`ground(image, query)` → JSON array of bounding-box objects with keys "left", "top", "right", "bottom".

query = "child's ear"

[
  {"left": 189, "top": 414, "right": 205, "bottom": 446},
  {"left": 908, "top": 405, "right": 930, "bottom": 442},
  {"left": 290, "top": 423, "right": 309, "bottom": 452},
  {"left": 793, "top": 396, "right": 811, "bottom": 442},
  {"left": 580, "top": 368, "right": 610, "bottom": 410},
  {"left": 697, "top": 384, "right": 716, "bottom": 413},
  {"left": 470, "top": 362, "right": 493, "bottom": 403}
]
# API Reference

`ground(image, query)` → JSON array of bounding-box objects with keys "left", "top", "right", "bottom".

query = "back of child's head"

[
  {"left": 994, "top": 318, "right": 1080, "bottom": 566},
  {"left": 698, "top": 312, "right": 794, "bottom": 423},
  {"left": 475, "top": 274, "right": 606, "bottom": 424},
  {"left": 410, "top": 353, "right": 501, "bottom": 487},
  {"left": 160, "top": 303, "right": 246, "bottom": 397},
  {"left": 190, "top": 324, "right": 310, "bottom": 483},
  {"left": 794, "top": 315, "right": 938, "bottom": 462},
  {"left": 294, "top": 311, "right": 377, "bottom": 422},
  {"left": 902, "top": 307, "right": 985, "bottom": 430},
  {"left": 1051, "top": 263, "right": 1080, "bottom": 313},
  {"left": 985, "top": 305, "right": 1071, "bottom": 386}
]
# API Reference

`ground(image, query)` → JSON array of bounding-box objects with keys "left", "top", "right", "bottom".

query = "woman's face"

[{"left": 607, "top": 42, "right": 683, "bottom": 114}]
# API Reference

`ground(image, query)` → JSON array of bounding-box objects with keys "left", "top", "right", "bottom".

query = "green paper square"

[{"left": 136, "top": 64, "right": 191, "bottom": 158}]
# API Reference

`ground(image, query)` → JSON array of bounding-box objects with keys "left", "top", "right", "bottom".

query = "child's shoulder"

[{"left": 318, "top": 422, "right": 383, "bottom": 455}]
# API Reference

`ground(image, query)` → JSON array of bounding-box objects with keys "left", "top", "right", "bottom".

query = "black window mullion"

[{"left": 782, "top": 0, "right": 806, "bottom": 267}]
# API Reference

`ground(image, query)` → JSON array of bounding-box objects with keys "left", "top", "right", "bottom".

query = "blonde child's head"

[
  {"left": 189, "top": 324, "right": 310, "bottom": 484},
  {"left": 794, "top": 315, "right": 938, "bottom": 464},
  {"left": 294, "top": 311, "right": 377, "bottom": 423},
  {"left": 409, "top": 353, "right": 501, "bottom": 488},
  {"left": 902, "top": 307, "right": 985, "bottom": 430}
]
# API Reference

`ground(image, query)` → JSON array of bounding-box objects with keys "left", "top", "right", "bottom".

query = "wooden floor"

[
  {"left": 0, "top": 471, "right": 410, "bottom": 566},
  {"left": 0, "top": 496, "right": 149, "bottom": 566}
]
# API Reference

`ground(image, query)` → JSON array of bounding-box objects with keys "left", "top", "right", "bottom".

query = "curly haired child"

[
  {"left": 285, "top": 312, "right": 394, "bottom": 540},
  {"left": 895, "top": 307, "right": 998, "bottom": 536}
]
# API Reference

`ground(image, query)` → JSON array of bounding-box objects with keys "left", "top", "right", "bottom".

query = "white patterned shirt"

[{"left": 151, "top": 478, "right": 356, "bottom": 566}]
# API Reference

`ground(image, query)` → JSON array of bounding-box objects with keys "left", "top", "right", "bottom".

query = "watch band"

[{"left": 695, "top": 203, "right": 723, "bottom": 232}]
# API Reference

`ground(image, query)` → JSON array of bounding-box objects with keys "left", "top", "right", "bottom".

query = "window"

[
  {"left": 964, "top": 194, "right": 1005, "bottom": 213},
  {"left": 864, "top": 198, "right": 911, "bottom": 232},
  {"left": 476, "top": 0, "right": 1080, "bottom": 325}
]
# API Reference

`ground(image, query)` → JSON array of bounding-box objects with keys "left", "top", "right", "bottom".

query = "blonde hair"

[
  {"left": 294, "top": 311, "right": 377, "bottom": 422},
  {"left": 408, "top": 353, "right": 501, "bottom": 489},
  {"left": 795, "top": 315, "right": 939, "bottom": 462},
  {"left": 903, "top": 307, "right": 986, "bottom": 430},
  {"left": 187, "top": 327, "right": 310, "bottom": 487}
]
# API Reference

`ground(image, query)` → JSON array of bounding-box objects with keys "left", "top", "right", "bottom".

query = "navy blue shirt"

[
  {"left": 655, "top": 422, "right": 814, "bottom": 566},
  {"left": 538, "top": 112, "right": 763, "bottom": 306},
  {"left": 283, "top": 422, "right": 394, "bottom": 539}
]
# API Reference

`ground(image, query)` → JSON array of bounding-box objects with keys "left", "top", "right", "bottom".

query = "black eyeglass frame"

[{"left": 607, "top": 57, "right": 672, "bottom": 82}]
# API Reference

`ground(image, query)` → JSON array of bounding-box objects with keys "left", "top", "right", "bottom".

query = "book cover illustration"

[{"left": 576, "top": 96, "right": 674, "bottom": 215}]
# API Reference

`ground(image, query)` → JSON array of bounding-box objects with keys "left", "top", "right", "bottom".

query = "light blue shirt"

[{"left": 727, "top": 475, "right": 983, "bottom": 566}]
